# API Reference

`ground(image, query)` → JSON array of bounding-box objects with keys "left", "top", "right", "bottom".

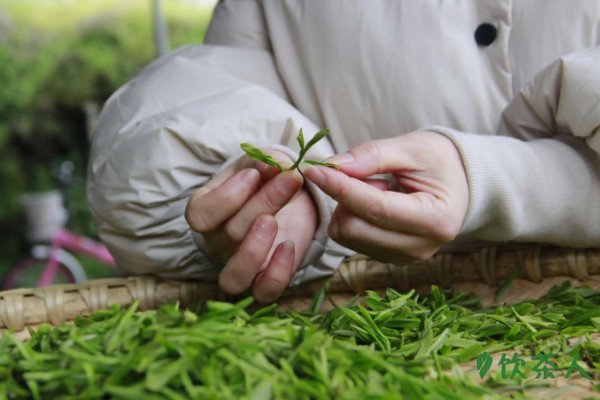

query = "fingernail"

[
  {"left": 275, "top": 240, "right": 295, "bottom": 263},
  {"left": 255, "top": 217, "right": 276, "bottom": 239},
  {"left": 326, "top": 152, "right": 354, "bottom": 165},
  {"left": 303, "top": 165, "right": 325, "bottom": 185},
  {"left": 276, "top": 173, "right": 301, "bottom": 195},
  {"left": 297, "top": 162, "right": 313, "bottom": 175},
  {"left": 239, "top": 169, "right": 259, "bottom": 188}
]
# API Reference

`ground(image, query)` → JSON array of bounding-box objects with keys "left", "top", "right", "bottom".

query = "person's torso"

[{"left": 261, "top": 0, "right": 600, "bottom": 151}]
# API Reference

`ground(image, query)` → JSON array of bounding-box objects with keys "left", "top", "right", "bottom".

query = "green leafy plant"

[
  {"left": 240, "top": 128, "right": 339, "bottom": 172},
  {"left": 0, "top": 0, "right": 213, "bottom": 279}
]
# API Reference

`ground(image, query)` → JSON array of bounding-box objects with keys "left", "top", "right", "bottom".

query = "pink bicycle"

[
  {"left": 3, "top": 227, "right": 116, "bottom": 289},
  {"left": 2, "top": 162, "right": 116, "bottom": 289}
]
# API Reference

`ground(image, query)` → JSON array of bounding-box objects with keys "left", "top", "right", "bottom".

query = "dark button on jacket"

[{"left": 475, "top": 23, "right": 497, "bottom": 46}]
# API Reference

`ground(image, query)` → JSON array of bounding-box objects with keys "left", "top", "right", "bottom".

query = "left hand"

[
  {"left": 186, "top": 152, "right": 318, "bottom": 303},
  {"left": 302, "top": 131, "right": 469, "bottom": 264}
]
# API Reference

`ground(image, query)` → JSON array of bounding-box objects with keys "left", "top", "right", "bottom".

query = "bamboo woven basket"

[
  {"left": 3, "top": 244, "right": 599, "bottom": 400},
  {"left": 2, "top": 244, "right": 600, "bottom": 333}
]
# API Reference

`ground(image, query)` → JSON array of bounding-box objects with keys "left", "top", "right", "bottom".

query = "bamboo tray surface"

[{"left": 1, "top": 244, "right": 599, "bottom": 332}]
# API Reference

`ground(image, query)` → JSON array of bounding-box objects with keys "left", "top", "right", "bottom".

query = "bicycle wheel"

[{"left": 2, "top": 257, "right": 76, "bottom": 290}]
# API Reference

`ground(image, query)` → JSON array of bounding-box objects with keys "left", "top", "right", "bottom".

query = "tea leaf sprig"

[{"left": 240, "top": 128, "right": 338, "bottom": 172}]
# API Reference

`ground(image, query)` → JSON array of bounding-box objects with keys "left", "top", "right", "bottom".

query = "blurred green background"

[{"left": 0, "top": 0, "right": 216, "bottom": 284}]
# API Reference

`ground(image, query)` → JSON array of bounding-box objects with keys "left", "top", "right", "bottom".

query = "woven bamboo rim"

[{"left": 1, "top": 245, "right": 599, "bottom": 332}]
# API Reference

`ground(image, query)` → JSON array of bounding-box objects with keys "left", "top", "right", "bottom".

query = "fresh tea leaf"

[
  {"left": 296, "top": 128, "right": 305, "bottom": 150},
  {"left": 240, "top": 143, "right": 284, "bottom": 171},
  {"left": 241, "top": 128, "right": 336, "bottom": 173},
  {"left": 291, "top": 128, "right": 331, "bottom": 170},
  {"left": 304, "top": 128, "right": 330, "bottom": 152},
  {"left": 303, "top": 160, "right": 340, "bottom": 170},
  {"left": 5, "top": 280, "right": 600, "bottom": 399}
]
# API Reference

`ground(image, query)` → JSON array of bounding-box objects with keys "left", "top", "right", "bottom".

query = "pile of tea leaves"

[{"left": 1, "top": 281, "right": 599, "bottom": 399}]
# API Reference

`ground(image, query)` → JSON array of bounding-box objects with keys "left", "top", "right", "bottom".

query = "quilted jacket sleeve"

[{"left": 87, "top": 3, "right": 351, "bottom": 283}]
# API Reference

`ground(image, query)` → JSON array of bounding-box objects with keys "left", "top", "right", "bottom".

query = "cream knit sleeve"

[{"left": 425, "top": 47, "right": 600, "bottom": 247}]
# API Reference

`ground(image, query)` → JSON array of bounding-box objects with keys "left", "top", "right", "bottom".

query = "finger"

[
  {"left": 218, "top": 214, "right": 277, "bottom": 295},
  {"left": 254, "top": 161, "right": 281, "bottom": 181},
  {"left": 224, "top": 170, "right": 303, "bottom": 242},
  {"left": 186, "top": 168, "right": 261, "bottom": 232},
  {"left": 252, "top": 240, "right": 296, "bottom": 303},
  {"left": 202, "top": 231, "right": 239, "bottom": 263},
  {"left": 199, "top": 158, "right": 260, "bottom": 195},
  {"left": 304, "top": 166, "right": 453, "bottom": 239},
  {"left": 254, "top": 150, "right": 294, "bottom": 181},
  {"left": 196, "top": 148, "right": 294, "bottom": 195},
  {"left": 325, "top": 137, "right": 418, "bottom": 178},
  {"left": 329, "top": 206, "right": 441, "bottom": 264},
  {"left": 363, "top": 178, "right": 390, "bottom": 191},
  {"left": 270, "top": 190, "right": 317, "bottom": 267},
  {"left": 202, "top": 187, "right": 316, "bottom": 264}
]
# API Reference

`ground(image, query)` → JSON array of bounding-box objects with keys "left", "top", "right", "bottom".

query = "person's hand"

[
  {"left": 185, "top": 151, "right": 318, "bottom": 303},
  {"left": 302, "top": 131, "right": 468, "bottom": 264}
]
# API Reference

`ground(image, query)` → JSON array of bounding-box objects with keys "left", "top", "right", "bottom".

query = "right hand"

[
  {"left": 303, "top": 132, "right": 468, "bottom": 265},
  {"left": 185, "top": 151, "right": 318, "bottom": 303}
]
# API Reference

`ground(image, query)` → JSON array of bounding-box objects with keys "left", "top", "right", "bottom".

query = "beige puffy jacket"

[{"left": 87, "top": 0, "right": 600, "bottom": 285}]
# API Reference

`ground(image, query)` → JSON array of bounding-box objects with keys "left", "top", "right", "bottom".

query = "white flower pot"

[{"left": 21, "top": 190, "right": 67, "bottom": 243}]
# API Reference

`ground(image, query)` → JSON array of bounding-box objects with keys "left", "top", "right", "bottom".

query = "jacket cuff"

[
  {"left": 421, "top": 125, "right": 600, "bottom": 247},
  {"left": 419, "top": 126, "right": 516, "bottom": 238}
]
